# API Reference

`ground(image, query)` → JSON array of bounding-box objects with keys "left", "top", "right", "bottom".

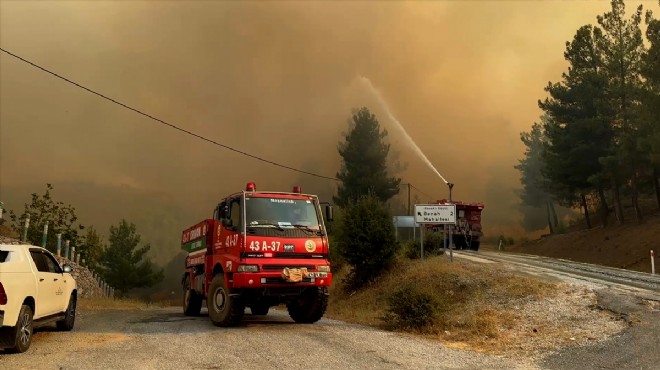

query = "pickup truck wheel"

[
  {"left": 183, "top": 277, "right": 202, "bottom": 316},
  {"left": 56, "top": 294, "right": 76, "bottom": 331},
  {"left": 287, "top": 287, "right": 328, "bottom": 324},
  {"left": 7, "top": 305, "right": 33, "bottom": 353},
  {"left": 207, "top": 274, "right": 244, "bottom": 327}
]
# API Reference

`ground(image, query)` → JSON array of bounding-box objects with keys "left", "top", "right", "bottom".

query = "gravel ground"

[
  {"left": 0, "top": 307, "right": 537, "bottom": 370},
  {"left": 2, "top": 248, "right": 657, "bottom": 369}
]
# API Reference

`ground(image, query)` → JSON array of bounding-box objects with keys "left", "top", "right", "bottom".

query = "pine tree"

[
  {"left": 98, "top": 219, "right": 163, "bottom": 296},
  {"left": 640, "top": 8, "right": 660, "bottom": 209},
  {"left": 597, "top": 0, "right": 647, "bottom": 222},
  {"left": 334, "top": 107, "right": 401, "bottom": 206},
  {"left": 514, "top": 118, "right": 558, "bottom": 233},
  {"left": 539, "top": 25, "right": 613, "bottom": 228}
]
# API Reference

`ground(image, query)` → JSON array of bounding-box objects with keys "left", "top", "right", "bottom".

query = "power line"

[
  {"left": 0, "top": 47, "right": 339, "bottom": 181},
  {"left": 0, "top": 48, "right": 446, "bottom": 195},
  {"left": 408, "top": 184, "right": 436, "bottom": 201}
]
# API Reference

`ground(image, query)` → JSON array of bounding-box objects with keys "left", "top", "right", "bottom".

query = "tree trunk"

[
  {"left": 597, "top": 186, "right": 609, "bottom": 227},
  {"left": 581, "top": 193, "right": 592, "bottom": 229},
  {"left": 630, "top": 165, "right": 642, "bottom": 223},
  {"left": 550, "top": 200, "right": 558, "bottom": 229},
  {"left": 546, "top": 201, "right": 555, "bottom": 234},
  {"left": 611, "top": 175, "right": 624, "bottom": 224},
  {"left": 654, "top": 167, "right": 660, "bottom": 211}
]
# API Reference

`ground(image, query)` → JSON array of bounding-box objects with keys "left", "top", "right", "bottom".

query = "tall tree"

[
  {"left": 98, "top": 219, "right": 163, "bottom": 296},
  {"left": 8, "top": 184, "right": 85, "bottom": 251},
  {"left": 83, "top": 226, "right": 104, "bottom": 271},
  {"left": 640, "top": 8, "right": 660, "bottom": 209},
  {"left": 334, "top": 107, "right": 401, "bottom": 206},
  {"left": 514, "top": 118, "right": 558, "bottom": 233},
  {"left": 539, "top": 25, "right": 613, "bottom": 228},
  {"left": 597, "top": 0, "right": 647, "bottom": 222}
]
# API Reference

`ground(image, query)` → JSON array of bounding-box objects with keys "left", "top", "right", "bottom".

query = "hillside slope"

[{"left": 508, "top": 209, "right": 660, "bottom": 274}]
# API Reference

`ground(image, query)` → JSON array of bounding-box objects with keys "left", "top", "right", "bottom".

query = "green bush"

[
  {"left": 327, "top": 234, "right": 345, "bottom": 272},
  {"left": 383, "top": 286, "right": 437, "bottom": 331},
  {"left": 424, "top": 232, "right": 445, "bottom": 255},
  {"left": 335, "top": 194, "right": 399, "bottom": 289},
  {"left": 403, "top": 239, "right": 421, "bottom": 259},
  {"left": 403, "top": 232, "right": 445, "bottom": 259}
]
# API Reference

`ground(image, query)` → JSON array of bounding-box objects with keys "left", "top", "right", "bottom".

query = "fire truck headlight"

[
  {"left": 237, "top": 265, "right": 259, "bottom": 272},
  {"left": 317, "top": 265, "right": 331, "bottom": 273}
]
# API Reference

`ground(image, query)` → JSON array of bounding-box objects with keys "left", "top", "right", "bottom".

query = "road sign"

[
  {"left": 414, "top": 204, "right": 456, "bottom": 224},
  {"left": 393, "top": 216, "right": 418, "bottom": 228}
]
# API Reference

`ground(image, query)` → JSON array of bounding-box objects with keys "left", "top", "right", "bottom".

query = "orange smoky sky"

[{"left": 2, "top": 0, "right": 658, "bottom": 249}]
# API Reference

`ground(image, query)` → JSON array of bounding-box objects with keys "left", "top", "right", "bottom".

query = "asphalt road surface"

[{"left": 456, "top": 250, "right": 660, "bottom": 370}]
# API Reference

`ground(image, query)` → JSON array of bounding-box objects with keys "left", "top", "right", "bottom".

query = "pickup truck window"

[
  {"left": 0, "top": 250, "right": 8, "bottom": 262},
  {"left": 29, "top": 250, "right": 63, "bottom": 273},
  {"left": 43, "top": 252, "right": 63, "bottom": 273},
  {"left": 29, "top": 251, "right": 50, "bottom": 272}
]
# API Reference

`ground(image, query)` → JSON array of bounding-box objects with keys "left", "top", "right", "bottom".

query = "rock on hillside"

[{"left": 1, "top": 235, "right": 104, "bottom": 298}]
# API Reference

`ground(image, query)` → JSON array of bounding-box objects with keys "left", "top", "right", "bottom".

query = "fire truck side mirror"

[{"left": 325, "top": 205, "right": 333, "bottom": 222}]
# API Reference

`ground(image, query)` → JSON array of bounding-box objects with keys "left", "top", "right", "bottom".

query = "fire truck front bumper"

[{"left": 231, "top": 272, "right": 332, "bottom": 289}]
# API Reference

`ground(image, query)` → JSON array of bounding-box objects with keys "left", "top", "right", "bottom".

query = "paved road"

[
  {"left": 456, "top": 250, "right": 660, "bottom": 370},
  {"left": 0, "top": 307, "right": 532, "bottom": 370}
]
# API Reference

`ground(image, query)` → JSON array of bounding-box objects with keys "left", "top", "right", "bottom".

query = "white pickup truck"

[{"left": 0, "top": 243, "right": 77, "bottom": 353}]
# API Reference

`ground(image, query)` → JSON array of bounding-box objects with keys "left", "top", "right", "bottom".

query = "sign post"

[{"left": 414, "top": 204, "right": 457, "bottom": 260}]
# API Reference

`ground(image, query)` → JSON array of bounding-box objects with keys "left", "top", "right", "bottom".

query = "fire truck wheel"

[
  {"left": 183, "top": 277, "right": 202, "bottom": 316},
  {"left": 250, "top": 303, "right": 269, "bottom": 316},
  {"left": 287, "top": 287, "right": 328, "bottom": 324},
  {"left": 207, "top": 274, "right": 244, "bottom": 326}
]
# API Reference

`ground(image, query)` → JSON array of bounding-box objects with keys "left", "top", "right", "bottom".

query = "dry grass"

[{"left": 327, "top": 255, "right": 559, "bottom": 353}]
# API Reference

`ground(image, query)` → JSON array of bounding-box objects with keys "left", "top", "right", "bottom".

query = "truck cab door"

[
  {"left": 222, "top": 197, "right": 243, "bottom": 258},
  {"left": 43, "top": 252, "right": 68, "bottom": 313},
  {"left": 28, "top": 250, "right": 59, "bottom": 317}
]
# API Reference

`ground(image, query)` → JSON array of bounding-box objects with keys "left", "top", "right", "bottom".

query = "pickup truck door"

[
  {"left": 29, "top": 250, "right": 60, "bottom": 316},
  {"left": 43, "top": 252, "right": 68, "bottom": 313}
]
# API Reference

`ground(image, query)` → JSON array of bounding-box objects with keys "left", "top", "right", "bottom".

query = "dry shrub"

[
  {"left": 383, "top": 287, "right": 437, "bottom": 332},
  {"left": 327, "top": 255, "right": 559, "bottom": 349}
]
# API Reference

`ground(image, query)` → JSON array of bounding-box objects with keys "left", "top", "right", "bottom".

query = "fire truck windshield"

[{"left": 245, "top": 197, "right": 321, "bottom": 229}]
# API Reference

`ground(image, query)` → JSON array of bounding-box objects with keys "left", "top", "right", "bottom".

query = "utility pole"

[
  {"left": 407, "top": 183, "right": 411, "bottom": 216},
  {"left": 447, "top": 183, "right": 455, "bottom": 262}
]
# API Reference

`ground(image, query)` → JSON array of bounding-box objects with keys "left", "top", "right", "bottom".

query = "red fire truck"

[
  {"left": 181, "top": 183, "right": 333, "bottom": 326},
  {"left": 432, "top": 199, "right": 485, "bottom": 251}
]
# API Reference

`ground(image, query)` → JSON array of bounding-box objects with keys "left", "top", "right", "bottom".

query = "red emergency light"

[
  {"left": 246, "top": 182, "right": 256, "bottom": 192},
  {"left": 292, "top": 186, "right": 301, "bottom": 193}
]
